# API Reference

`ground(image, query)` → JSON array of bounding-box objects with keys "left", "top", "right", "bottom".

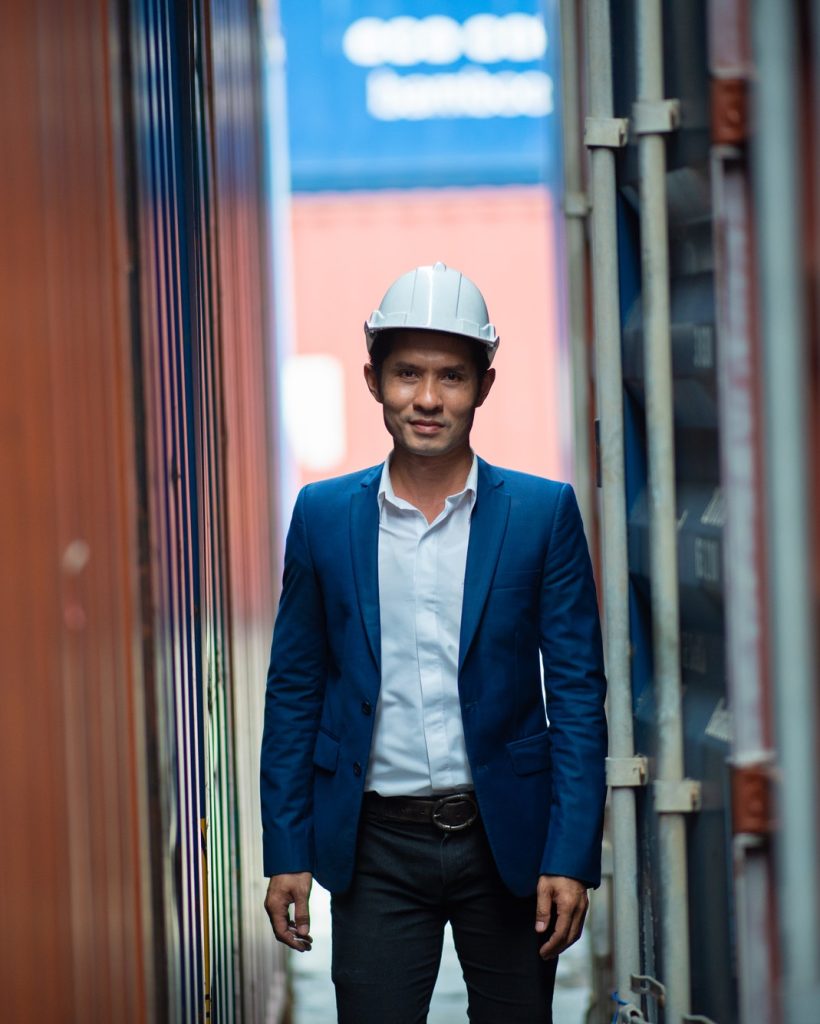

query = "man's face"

[{"left": 364, "top": 330, "right": 495, "bottom": 459}]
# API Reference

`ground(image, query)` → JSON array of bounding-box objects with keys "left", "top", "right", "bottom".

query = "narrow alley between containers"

[{"left": 3, "top": 0, "right": 819, "bottom": 1022}]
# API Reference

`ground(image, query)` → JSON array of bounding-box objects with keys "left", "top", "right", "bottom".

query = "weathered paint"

[
  {"left": 0, "top": 0, "right": 285, "bottom": 1019},
  {"left": 0, "top": 0, "right": 150, "bottom": 1018},
  {"left": 709, "top": 0, "right": 778, "bottom": 1015}
]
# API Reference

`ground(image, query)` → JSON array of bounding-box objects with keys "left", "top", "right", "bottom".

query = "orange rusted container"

[
  {"left": 1, "top": 1, "right": 151, "bottom": 1019},
  {"left": 0, "top": 0, "right": 284, "bottom": 1020}
]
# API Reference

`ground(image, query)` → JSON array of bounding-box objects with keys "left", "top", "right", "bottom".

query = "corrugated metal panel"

[
  {"left": 128, "top": 2, "right": 207, "bottom": 1016},
  {"left": 206, "top": 0, "right": 287, "bottom": 1017},
  {"left": 1, "top": 0, "right": 284, "bottom": 1019},
  {"left": 0, "top": 0, "right": 152, "bottom": 1019},
  {"left": 186, "top": 3, "right": 239, "bottom": 1017},
  {"left": 128, "top": 0, "right": 285, "bottom": 1018},
  {"left": 612, "top": 4, "right": 738, "bottom": 1019}
]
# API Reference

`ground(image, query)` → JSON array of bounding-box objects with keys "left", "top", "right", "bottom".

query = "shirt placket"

[{"left": 415, "top": 512, "right": 453, "bottom": 790}]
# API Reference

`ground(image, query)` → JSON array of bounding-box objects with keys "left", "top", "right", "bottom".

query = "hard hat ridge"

[{"left": 365, "top": 262, "right": 500, "bottom": 364}]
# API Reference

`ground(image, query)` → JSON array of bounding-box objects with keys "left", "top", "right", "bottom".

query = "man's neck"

[{"left": 388, "top": 445, "right": 474, "bottom": 523}]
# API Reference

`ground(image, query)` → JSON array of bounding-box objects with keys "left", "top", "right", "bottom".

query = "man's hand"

[
  {"left": 265, "top": 872, "right": 314, "bottom": 952},
  {"left": 535, "top": 874, "right": 589, "bottom": 960}
]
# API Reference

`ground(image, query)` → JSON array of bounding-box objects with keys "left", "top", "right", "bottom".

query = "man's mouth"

[{"left": 409, "top": 419, "right": 445, "bottom": 433}]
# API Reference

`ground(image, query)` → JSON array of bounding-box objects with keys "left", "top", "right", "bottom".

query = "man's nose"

[{"left": 414, "top": 374, "right": 442, "bottom": 411}]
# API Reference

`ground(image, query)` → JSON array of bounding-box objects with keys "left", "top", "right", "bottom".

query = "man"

[{"left": 261, "top": 262, "right": 607, "bottom": 1023}]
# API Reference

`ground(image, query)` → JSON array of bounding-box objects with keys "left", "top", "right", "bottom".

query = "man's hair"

[{"left": 369, "top": 330, "right": 490, "bottom": 385}]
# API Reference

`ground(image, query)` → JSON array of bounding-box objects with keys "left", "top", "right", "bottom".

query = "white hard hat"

[{"left": 364, "top": 262, "right": 500, "bottom": 365}]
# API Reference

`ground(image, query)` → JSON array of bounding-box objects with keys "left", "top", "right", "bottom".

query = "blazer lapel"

[
  {"left": 459, "top": 459, "right": 510, "bottom": 673},
  {"left": 350, "top": 466, "right": 382, "bottom": 673}
]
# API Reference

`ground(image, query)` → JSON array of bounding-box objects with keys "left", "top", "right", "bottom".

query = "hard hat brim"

[
  {"left": 364, "top": 320, "right": 499, "bottom": 365},
  {"left": 364, "top": 263, "right": 500, "bottom": 365}
]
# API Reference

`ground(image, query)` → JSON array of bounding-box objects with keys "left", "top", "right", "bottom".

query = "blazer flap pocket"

[
  {"left": 507, "top": 730, "right": 552, "bottom": 775},
  {"left": 313, "top": 729, "right": 340, "bottom": 772},
  {"left": 493, "top": 569, "right": 540, "bottom": 590}
]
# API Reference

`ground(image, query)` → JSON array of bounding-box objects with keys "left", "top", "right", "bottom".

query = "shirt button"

[
  {"left": 353, "top": 762, "right": 362, "bottom": 777},
  {"left": 361, "top": 700, "right": 372, "bottom": 716}
]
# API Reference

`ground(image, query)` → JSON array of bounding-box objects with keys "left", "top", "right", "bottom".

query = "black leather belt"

[{"left": 364, "top": 790, "right": 479, "bottom": 832}]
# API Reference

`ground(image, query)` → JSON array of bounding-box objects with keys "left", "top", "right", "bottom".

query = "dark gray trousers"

[{"left": 330, "top": 805, "right": 558, "bottom": 1023}]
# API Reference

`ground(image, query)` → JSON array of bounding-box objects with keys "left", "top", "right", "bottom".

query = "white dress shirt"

[{"left": 365, "top": 453, "right": 477, "bottom": 796}]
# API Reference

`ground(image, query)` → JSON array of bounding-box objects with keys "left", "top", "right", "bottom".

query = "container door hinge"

[
  {"left": 653, "top": 778, "right": 702, "bottom": 813},
  {"left": 606, "top": 755, "right": 649, "bottom": 788},
  {"left": 631, "top": 974, "right": 666, "bottom": 1006},
  {"left": 632, "top": 98, "right": 681, "bottom": 135},
  {"left": 585, "top": 116, "right": 629, "bottom": 149}
]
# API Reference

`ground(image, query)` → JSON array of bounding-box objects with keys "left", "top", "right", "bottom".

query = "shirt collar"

[{"left": 378, "top": 452, "right": 479, "bottom": 513}]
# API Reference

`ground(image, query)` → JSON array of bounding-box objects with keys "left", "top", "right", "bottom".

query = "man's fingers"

[
  {"left": 269, "top": 899, "right": 313, "bottom": 951},
  {"left": 535, "top": 876, "right": 589, "bottom": 959},
  {"left": 285, "top": 918, "right": 314, "bottom": 950},
  {"left": 563, "top": 900, "right": 588, "bottom": 952},
  {"left": 266, "top": 896, "right": 295, "bottom": 946},
  {"left": 537, "top": 906, "right": 571, "bottom": 960},
  {"left": 538, "top": 899, "right": 588, "bottom": 959},
  {"left": 266, "top": 894, "right": 293, "bottom": 944},
  {"left": 265, "top": 873, "right": 314, "bottom": 952}
]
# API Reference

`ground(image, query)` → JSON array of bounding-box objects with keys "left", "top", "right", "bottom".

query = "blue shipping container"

[{"left": 280, "top": 0, "right": 562, "bottom": 191}]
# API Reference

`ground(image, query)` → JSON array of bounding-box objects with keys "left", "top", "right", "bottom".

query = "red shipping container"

[{"left": 285, "top": 186, "right": 569, "bottom": 493}]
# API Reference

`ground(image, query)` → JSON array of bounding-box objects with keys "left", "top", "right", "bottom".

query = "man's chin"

[
  {"left": 402, "top": 441, "right": 466, "bottom": 461},
  {"left": 386, "top": 422, "right": 470, "bottom": 459}
]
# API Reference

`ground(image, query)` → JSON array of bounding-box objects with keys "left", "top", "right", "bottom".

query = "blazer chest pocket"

[
  {"left": 506, "top": 730, "right": 552, "bottom": 775},
  {"left": 313, "top": 729, "right": 340, "bottom": 773},
  {"left": 493, "top": 569, "right": 540, "bottom": 591}
]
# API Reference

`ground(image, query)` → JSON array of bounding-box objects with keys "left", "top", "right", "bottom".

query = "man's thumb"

[{"left": 294, "top": 892, "right": 311, "bottom": 937}]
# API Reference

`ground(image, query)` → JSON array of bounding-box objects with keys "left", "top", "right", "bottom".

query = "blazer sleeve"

[
  {"left": 538, "top": 483, "right": 608, "bottom": 887},
  {"left": 260, "top": 486, "right": 328, "bottom": 877}
]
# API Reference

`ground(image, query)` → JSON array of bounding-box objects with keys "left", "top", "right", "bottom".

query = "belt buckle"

[{"left": 431, "top": 793, "right": 477, "bottom": 833}]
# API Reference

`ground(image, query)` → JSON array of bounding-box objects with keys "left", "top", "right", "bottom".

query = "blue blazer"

[{"left": 261, "top": 457, "right": 607, "bottom": 897}]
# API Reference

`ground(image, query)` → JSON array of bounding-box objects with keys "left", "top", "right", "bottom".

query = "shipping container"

[
  {"left": 562, "top": 0, "right": 820, "bottom": 1020},
  {"left": 0, "top": 0, "right": 286, "bottom": 1020}
]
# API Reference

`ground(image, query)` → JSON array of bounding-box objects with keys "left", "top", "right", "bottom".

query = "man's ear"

[
  {"left": 363, "top": 362, "right": 383, "bottom": 403},
  {"left": 475, "top": 367, "right": 496, "bottom": 408}
]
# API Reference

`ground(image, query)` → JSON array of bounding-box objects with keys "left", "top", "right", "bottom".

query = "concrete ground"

[{"left": 291, "top": 883, "right": 591, "bottom": 1023}]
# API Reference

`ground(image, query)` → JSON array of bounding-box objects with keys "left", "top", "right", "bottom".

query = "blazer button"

[
  {"left": 361, "top": 700, "right": 372, "bottom": 716},
  {"left": 353, "top": 762, "right": 362, "bottom": 777}
]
